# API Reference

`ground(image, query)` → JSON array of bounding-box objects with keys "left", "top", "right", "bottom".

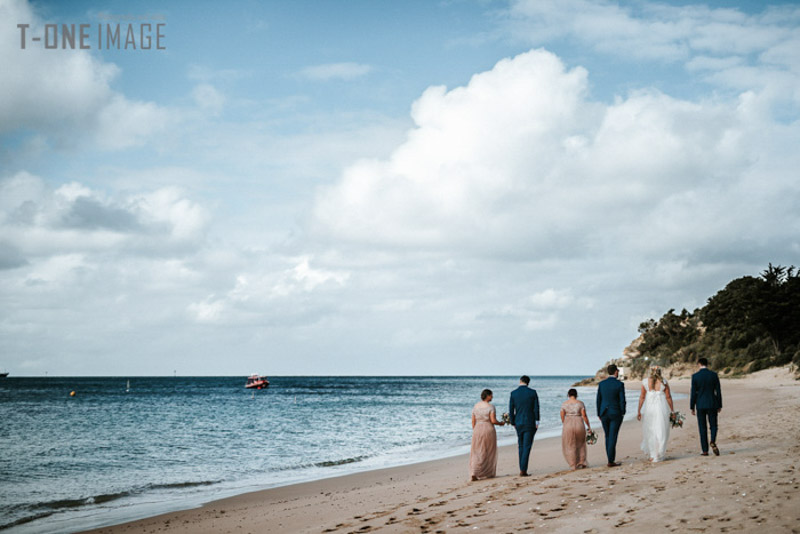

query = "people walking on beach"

[
  {"left": 690, "top": 357, "right": 722, "bottom": 456},
  {"left": 637, "top": 366, "right": 674, "bottom": 462},
  {"left": 469, "top": 389, "right": 505, "bottom": 481},
  {"left": 560, "top": 388, "right": 592, "bottom": 470},
  {"left": 508, "top": 375, "right": 540, "bottom": 477},
  {"left": 596, "top": 364, "right": 626, "bottom": 467}
]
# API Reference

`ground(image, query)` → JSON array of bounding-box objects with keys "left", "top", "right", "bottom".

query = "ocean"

[{"left": 0, "top": 376, "right": 638, "bottom": 533}]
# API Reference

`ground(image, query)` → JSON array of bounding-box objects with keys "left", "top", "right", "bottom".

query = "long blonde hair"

[{"left": 648, "top": 366, "right": 664, "bottom": 390}]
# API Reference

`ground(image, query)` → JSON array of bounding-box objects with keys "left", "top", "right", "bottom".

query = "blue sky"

[
  {"left": 1, "top": 0, "right": 799, "bottom": 376},
  {"left": 31, "top": 1, "right": 508, "bottom": 109}
]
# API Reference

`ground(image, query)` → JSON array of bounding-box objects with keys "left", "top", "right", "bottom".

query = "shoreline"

[
  {"left": 81, "top": 430, "right": 575, "bottom": 534},
  {"left": 82, "top": 368, "right": 800, "bottom": 534},
  {"left": 4, "top": 375, "right": 588, "bottom": 534},
  {"left": 69, "top": 418, "right": 570, "bottom": 533}
]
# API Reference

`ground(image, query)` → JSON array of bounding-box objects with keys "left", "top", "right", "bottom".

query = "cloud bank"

[
  {"left": 315, "top": 48, "right": 800, "bottom": 266},
  {"left": 2, "top": 0, "right": 799, "bottom": 376}
]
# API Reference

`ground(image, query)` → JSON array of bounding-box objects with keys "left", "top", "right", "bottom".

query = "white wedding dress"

[{"left": 640, "top": 378, "right": 671, "bottom": 462}]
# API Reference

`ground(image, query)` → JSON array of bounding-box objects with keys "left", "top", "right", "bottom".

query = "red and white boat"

[{"left": 245, "top": 374, "right": 269, "bottom": 389}]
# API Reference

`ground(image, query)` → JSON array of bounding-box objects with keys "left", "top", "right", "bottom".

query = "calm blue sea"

[{"left": 0, "top": 376, "right": 633, "bottom": 533}]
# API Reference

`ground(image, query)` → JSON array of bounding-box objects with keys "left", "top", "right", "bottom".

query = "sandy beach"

[{"left": 84, "top": 368, "right": 800, "bottom": 534}]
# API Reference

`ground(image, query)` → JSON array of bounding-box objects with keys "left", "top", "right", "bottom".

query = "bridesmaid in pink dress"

[
  {"left": 470, "top": 389, "right": 505, "bottom": 481},
  {"left": 560, "top": 388, "right": 592, "bottom": 470}
]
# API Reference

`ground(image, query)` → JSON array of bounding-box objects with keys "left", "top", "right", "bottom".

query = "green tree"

[{"left": 617, "top": 263, "right": 799, "bottom": 378}]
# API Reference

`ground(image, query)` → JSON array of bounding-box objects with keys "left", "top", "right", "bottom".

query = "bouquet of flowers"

[
  {"left": 586, "top": 429, "right": 598, "bottom": 445},
  {"left": 670, "top": 411, "right": 685, "bottom": 428},
  {"left": 502, "top": 412, "right": 511, "bottom": 425}
]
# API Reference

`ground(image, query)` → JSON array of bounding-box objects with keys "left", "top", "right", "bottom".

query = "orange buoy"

[{"left": 70, "top": 391, "right": 76, "bottom": 397}]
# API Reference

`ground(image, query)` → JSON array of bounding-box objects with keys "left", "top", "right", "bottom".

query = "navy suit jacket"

[
  {"left": 509, "top": 385, "right": 540, "bottom": 428},
  {"left": 596, "top": 376, "right": 626, "bottom": 419},
  {"left": 690, "top": 367, "right": 722, "bottom": 411}
]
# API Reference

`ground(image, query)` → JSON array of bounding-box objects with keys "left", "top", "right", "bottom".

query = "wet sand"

[{"left": 84, "top": 367, "right": 800, "bottom": 533}]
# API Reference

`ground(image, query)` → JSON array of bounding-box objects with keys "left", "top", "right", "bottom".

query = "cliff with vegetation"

[{"left": 577, "top": 264, "right": 800, "bottom": 385}]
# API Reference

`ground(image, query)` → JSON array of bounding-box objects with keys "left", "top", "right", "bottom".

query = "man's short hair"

[
  {"left": 607, "top": 364, "right": 618, "bottom": 375},
  {"left": 698, "top": 357, "right": 709, "bottom": 366},
  {"left": 520, "top": 375, "right": 530, "bottom": 385}
]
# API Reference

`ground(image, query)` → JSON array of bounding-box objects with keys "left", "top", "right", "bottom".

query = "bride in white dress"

[{"left": 637, "top": 366, "right": 674, "bottom": 462}]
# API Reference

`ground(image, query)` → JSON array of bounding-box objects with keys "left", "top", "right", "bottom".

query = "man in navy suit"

[
  {"left": 509, "top": 375, "right": 540, "bottom": 476},
  {"left": 690, "top": 357, "right": 723, "bottom": 456},
  {"left": 596, "top": 364, "right": 626, "bottom": 467}
]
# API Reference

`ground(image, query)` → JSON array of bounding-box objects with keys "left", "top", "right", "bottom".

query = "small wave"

[
  {"left": 0, "top": 493, "right": 130, "bottom": 531},
  {"left": 146, "top": 480, "right": 219, "bottom": 490},
  {"left": 89, "top": 491, "right": 133, "bottom": 505},
  {"left": 0, "top": 482, "right": 219, "bottom": 531},
  {"left": 314, "top": 455, "right": 368, "bottom": 468},
  {"left": 0, "top": 510, "right": 56, "bottom": 531},
  {"left": 34, "top": 491, "right": 132, "bottom": 511},
  {"left": 262, "top": 456, "right": 372, "bottom": 472},
  {"left": 0, "top": 512, "right": 55, "bottom": 530}
]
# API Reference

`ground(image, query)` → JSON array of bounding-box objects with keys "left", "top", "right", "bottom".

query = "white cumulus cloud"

[
  {"left": 186, "top": 256, "right": 350, "bottom": 325},
  {"left": 506, "top": 0, "right": 800, "bottom": 104},
  {"left": 0, "top": 0, "right": 169, "bottom": 148},
  {"left": 314, "top": 48, "right": 800, "bottom": 264},
  {"left": 0, "top": 172, "right": 209, "bottom": 263}
]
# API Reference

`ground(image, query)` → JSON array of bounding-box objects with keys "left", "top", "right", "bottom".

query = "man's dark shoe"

[
  {"left": 607, "top": 462, "right": 621, "bottom": 467},
  {"left": 701, "top": 452, "right": 709, "bottom": 456},
  {"left": 519, "top": 471, "right": 529, "bottom": 477},
  {"left": 710, "top": 442, "right": 720, "bottom": 456}
]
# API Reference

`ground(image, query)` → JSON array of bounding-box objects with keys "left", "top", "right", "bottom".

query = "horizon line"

[{"left": 2, "top": 373, "right": 595, "bottom": 378}]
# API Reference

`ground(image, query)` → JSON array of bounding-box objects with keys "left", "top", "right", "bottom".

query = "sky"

[{"left": 1, "top": 0, "right": 798, "bottom": 376}]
